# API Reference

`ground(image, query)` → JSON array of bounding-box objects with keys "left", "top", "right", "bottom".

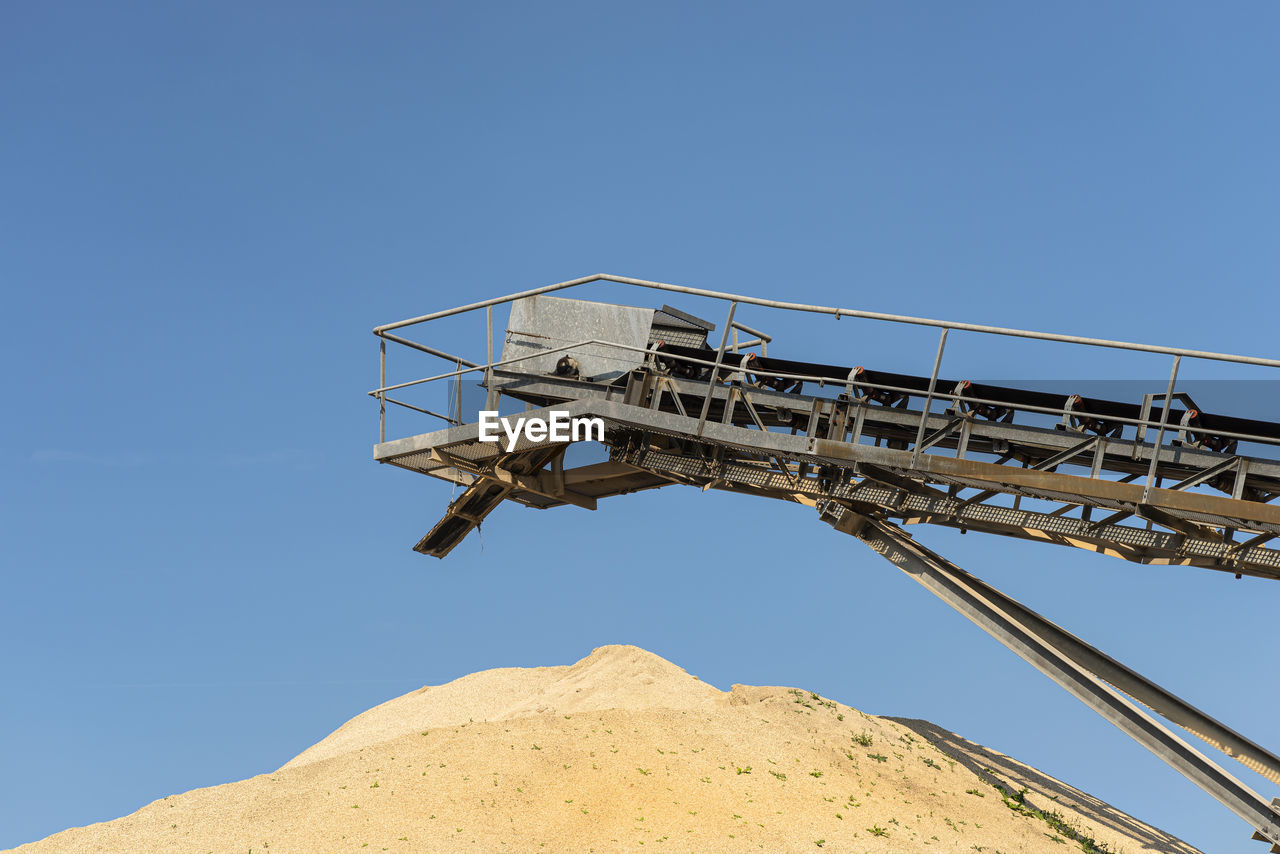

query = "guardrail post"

[
  {"left": 910, "top": 328, "right": 950, "bottom": 468},
  {"left": 379, "top": 336, "right": 387, "bottom": 443},
  {"left": 485, "top": 305, "right": 497, "bottom": 412},
  {"left": 1143, "top": 355, "right": 1181, "bottom": 503},
  {"left": 696, "top": 301, "right": 738, "bottom": 437}
]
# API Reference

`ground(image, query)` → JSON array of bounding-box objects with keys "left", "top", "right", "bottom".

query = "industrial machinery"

[{"left": 371, "top": 274, "right": 1280, "bottom": 849}]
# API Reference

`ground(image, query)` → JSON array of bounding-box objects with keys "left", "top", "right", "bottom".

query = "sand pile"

[{"left": 10, "top": 645, "right": 1199, "bottom": 853}]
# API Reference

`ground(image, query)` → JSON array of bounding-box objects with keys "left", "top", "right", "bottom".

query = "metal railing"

[{"left": 370, "top": 274, "right": 1280, "bottom": 492}]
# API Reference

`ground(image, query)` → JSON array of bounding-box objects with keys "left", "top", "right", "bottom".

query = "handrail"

[
  {"left": 372, "top": 336, "right": 1280, "bottom": 450},
  {"left": 372, "top": 273, "right": 1280, "bottom": 369}
]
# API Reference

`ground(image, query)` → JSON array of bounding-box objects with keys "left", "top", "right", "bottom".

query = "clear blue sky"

[{"left": 3, "top": 3, "right": 1278, "bottom": 851}]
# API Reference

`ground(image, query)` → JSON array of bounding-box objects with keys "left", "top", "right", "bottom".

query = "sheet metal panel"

[{"left": 502, "top": 295, "right": 654, "bottom": 382}]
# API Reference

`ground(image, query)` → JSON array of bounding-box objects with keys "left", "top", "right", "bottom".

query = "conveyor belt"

[{"left": 653, "top": 342, "right": 1280, "bottom": 447}]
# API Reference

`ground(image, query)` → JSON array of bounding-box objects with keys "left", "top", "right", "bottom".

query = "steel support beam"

[{"left": 823, "top": 510, "right": 1280, "bottom": 847}]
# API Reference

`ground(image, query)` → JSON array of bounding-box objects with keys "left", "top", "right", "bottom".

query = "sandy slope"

[{"left": 10, "top": 645, "right": 1199, "bottom": 853}]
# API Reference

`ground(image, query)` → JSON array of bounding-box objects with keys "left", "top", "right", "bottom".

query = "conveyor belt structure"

[{"left": 369, "top": 275, "right": 1280, "bottom": 849}]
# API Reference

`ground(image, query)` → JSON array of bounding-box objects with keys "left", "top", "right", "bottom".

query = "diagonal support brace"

[{"left": 819, "top": 506, "right": 1280, "bottom": 847}]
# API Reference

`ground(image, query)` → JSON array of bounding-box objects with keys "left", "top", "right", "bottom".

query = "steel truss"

[{"left": 371, "top": 277, "right": 1280, "bottom": 848}]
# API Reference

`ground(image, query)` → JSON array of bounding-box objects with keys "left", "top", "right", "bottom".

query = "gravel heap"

[{"left": 11, "top": 645, "right": 1200, "bottom": 853}]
